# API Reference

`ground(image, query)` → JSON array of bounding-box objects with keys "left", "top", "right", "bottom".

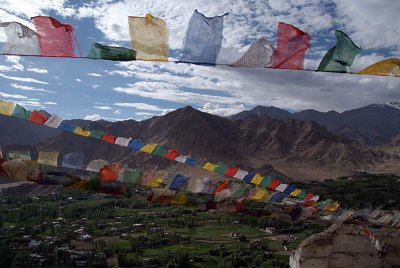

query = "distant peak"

[{"left": 386, "top": 101, "right": 400, "bottom": 110}]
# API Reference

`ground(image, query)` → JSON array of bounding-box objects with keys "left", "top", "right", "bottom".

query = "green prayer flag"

[
  {"left": 90, "top": 129, "right": 105, "bottom": 140},
  {"left": 151, "top": 145, "right": 168, "bottom": 157},
  {"left": 88, "top": 42, "right": 136, "bottom": 61},
  {"left": 213, "top": 162, "right": 228, "bottom": 174},
  {"left": 317, "top": 30, "right": 361, "bottom": 73},
  {"left": 11, "top": 104, "right": 30, "bottom": 120},
  {"left": 123, "top": 169, "right": 142, "bottom": 185},
  {"left": 259, "top": 176, "right": 272, "bottom": 188},
  {"left": 297, "top": 190, "right": 308, "bottom": 199},
  {"left": 316, "top": 199, "right": 333, "bottom": 209}
]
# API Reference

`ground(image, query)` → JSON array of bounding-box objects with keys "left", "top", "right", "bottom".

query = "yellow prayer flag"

[
  {"left": 357, "top": 58, "right": 400, "bottom": 77},
  {"left": 290, "top": 188, "right": 302, "bottom": 197},
  {"left": 73, "top": 127, "right": 91, "bottom": 137},
  {"left": 202, "top": 162, "right": 217, "bottom": 172},
  {"left": 251, "top": 187, "right": 269, "bottom": 200},
  {"left": 323, "top": 201, "right": 340, "bottom": 213},
  {"left": 251, "top": 173, "right": 264, "bottom": 185},
  {"left": 67, "top": 181, "right": 88, "bottom": 190},
  {"left": 38, "top": 151, "right": 59, "bottom": 167},
  {"left": 128, "top": 14, "right": 168, "bottom": 61},
  {"left": 0, "top": 100, "right": 15, "bottom": 116},
  {"left": 169, "top": 193, "right": 188, "bottom": 205},
  {"left": 140, "top": 143, "right": 158, "bottom": 154},
  {"left": 147, "top": 176, "right": 165, "bottom": 188}
]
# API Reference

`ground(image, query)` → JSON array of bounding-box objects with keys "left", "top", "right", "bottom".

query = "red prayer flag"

[
  {"left": 303, "top": 193, "right": 315, "bottom": 201},
  {"left": 101, "top": 132, "right": 117, "bottom": 144},
  {"left": 163, "top": 149, "right": 180, "bottom": 160},
  {"left": 224, "top": 167, "right": 239, "bottom": 177},
  {"left": 270, "top": 22, "right": 310, "bottom": 70},
  {"left": 99, "top": 166, "right": 118, "bottom": 182},
  {"left": 268, "top": 178, "right": 281, "bottom": 190},
  {"left": 32, "top": 16, "right": 80, "bottom": 57},
  {"left": 29, "top": 110, "right": 49, "bottom": 125},
  {"left": 213, "top": 181, "right": 229, "bottom": 194}
]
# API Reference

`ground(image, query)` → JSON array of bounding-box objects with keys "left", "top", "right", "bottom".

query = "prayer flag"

[
  {"left": 128, "top": 14, "right": 168, "bottom": 61},
  {"left": 88, "top": 42, "right": 136, "bottom": 61},
  {"left": 317, "top": 30, "right": 361, "bottom": 73},
  {"left": 181, "top": 9, "right": 227, "bottom": 64},
  {"left": 270, "top": 22, "right": 310, "bottom": 69}
]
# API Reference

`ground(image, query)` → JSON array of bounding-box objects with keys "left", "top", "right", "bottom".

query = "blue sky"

[{"left": 0, "top": 0, "right": 399, "bottom": 121}]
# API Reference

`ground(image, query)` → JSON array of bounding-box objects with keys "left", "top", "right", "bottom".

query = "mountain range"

[
  {"left": 2, "top": 103, "right": 400, "bottom": 181},
  {"left": 231, "top": 102, "right": 400, "bottom": 145}
]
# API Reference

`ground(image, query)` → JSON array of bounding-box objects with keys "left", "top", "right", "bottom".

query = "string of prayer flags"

[
  {"left": 128, "top": 14, "right": 168, "bottom": 61},
  {"left": 317, "top": 30, "right": 361, "bottom": 73},
  {"left": 181, "top": 9, "right": 227, "bottom": 65},
  {"left": 231, "top": 37, "right": 275, "bottom": 68},
  {"left": 88, "top": 42, "right": 136, "bottom": 61},
  {"left": 357, "top": 58, "right": 400, "bottom": 77},
  {"left": 270, "top": 22, "right": 310, "bottom": 70},
  {"left": 32, "top": 16, "right": 80, "bottom": 57}
]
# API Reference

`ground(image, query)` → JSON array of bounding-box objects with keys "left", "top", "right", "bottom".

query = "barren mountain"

[
  {"left": 32, "top": 106, "right": 400, "bottom": 181},
  {"left": 232, "top": 103, "right": 400, "bottom": 145}
]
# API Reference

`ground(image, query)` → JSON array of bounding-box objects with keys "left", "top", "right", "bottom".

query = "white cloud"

[
  {"left": 334, "top": 0, "right": 400, "bottom": 50},
  {"left": 44, "top": 101, "right": 57, "bottom": 105},
  {"left": 0, "top": 91, "right": 27, "bottom": 99},
  {"left": 76, "top": 78, "right": 82, "bottom": 83},
  {"left": 10, "top": 83, "right": 51, "bottom": 93},
  {"left": 87, "top": 73, "right": 102, "bottom": 77},
  {"left": 114, "top": 102, "right": 168, "bottom": 111},
  {"left": 92, "top": 85, "right": 100, "bottom": 89},
  {"left": 0, "top": 0, "right": 74, "bottom": 19},
  {"left": 0, "top": 73, "right": 49, "bottom": 84},
  {"left": 114, "top": 109, "right": 122, "bottom": 115},
  {"left": 84, "top": 114, "right": 102, "bottom": 121},
  {"left": 200, "top": 103, "right": 247, "bottom": 116},
  {"left": 94, "top": 106, "right": 112, "bottom": 110},
  {"left": 27, "top": 68, "right": 48, "bottom": 74},
  {"left": 14, "top": 100, "right": 43, "bottom": 107}
]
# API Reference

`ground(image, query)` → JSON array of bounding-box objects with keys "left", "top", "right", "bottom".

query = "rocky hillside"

[{"left": 231, "top": 103, "right": 400, "bottom": 145}]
